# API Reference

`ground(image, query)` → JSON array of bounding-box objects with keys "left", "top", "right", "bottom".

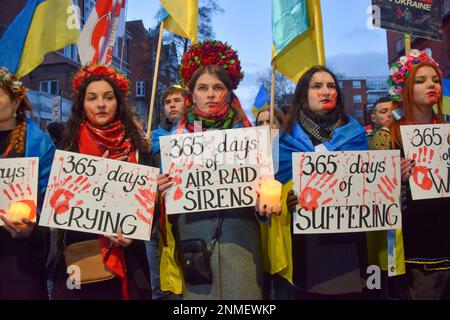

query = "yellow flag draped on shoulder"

[
  {"left": 272, "top": 0, "right": 325, "bottom": 82},
  {"left": 160, "top": 0, "right": 198, "bottom": 44}
]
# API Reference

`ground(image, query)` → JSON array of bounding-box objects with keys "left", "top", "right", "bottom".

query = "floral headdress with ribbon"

[
  {"left": 72, "top": 64, "right": 130, "bottom": 95},
  {"left": 387, "top": 49, "right": 442, "bottom": 101},
  {"left": 180, "top": 40, "right": 244, "bottom": 90},
  {"left": 0, "top": 67, "right": 27, "bottom": 100}
]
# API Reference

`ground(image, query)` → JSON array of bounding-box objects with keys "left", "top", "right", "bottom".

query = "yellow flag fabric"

[
  {"left": 272, "top": 0, "right": 325, "bottom": 83},
  {"left": 160, "top": 0, "right": 198, "bottom": 44},
  {"left": 17, "top": 0, "right": 80, "bottom": 78}
]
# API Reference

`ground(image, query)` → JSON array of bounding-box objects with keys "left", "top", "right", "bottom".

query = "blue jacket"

[{"left": 25, "top": 118, "right": 55, "bottom": 207}]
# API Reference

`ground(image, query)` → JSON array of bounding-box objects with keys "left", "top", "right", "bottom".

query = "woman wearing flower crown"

[
  {"left": 157, "top": 40, "right": 263, "bottom": 300},
  {"left": 0, "top": 67, "right": 55, "bottom": 299},
  {"left": 273, "top": 65, "right": 370, "bottom": 299},
  {"left": 50, "top": 65, "right": 151, "bottom": 300},
  {"left": 371, "top": 49, "right": 450, "bottom": 300}
]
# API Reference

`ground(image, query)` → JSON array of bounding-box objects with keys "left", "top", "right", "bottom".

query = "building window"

[
  {"left": 39, "top": 80, "right": 59, "bottom": 95},
  {"left": 353, "top": 95, "right": 362, "bottom": 103},
  {"left": 136, "top": 81, "right": 145, "bottom": 97},
  {"left": 352, "top": 81, "right": 361, "bottom": 89},
  {"left": 354, "top": 109, "right": 363, "bottom": 118},
  {"left": 64, "top": 44, "right": 78, "bottom": 61}
]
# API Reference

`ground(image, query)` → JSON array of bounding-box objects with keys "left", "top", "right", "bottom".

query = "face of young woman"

[
  {"left": 0, "top": 87, "right": 17, "bottom": 125},
  {"left": 307, "top": 71, "right": 338, "bottom": 116},
  {"left": 413, "top": 66, "right": 441, "bottom": 108},
  {"left": 192, "top": 72, "right": 229, "bottom": 115},
  {"left": 256, "top": 110, "right": 280, "bottom": 129},
  {"left": 83, "top": 80, "right": 118, "bottom": 126}
]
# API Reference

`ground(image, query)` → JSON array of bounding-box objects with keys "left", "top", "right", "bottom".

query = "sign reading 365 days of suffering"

[
  {"left": 0, "top": 157, "right": 39, "bottom": 226},
  {"left": 292, "top": 150, "right": 402, "bottom": 234},
  {"left": 160, "top": 127, "right": 274, "bottom": 215},
  {"left": 39, "top": 150, "right": 159, "bottom": 240},
  {"left": 400, "top": 124, "right": 450, "bottom": 200}
]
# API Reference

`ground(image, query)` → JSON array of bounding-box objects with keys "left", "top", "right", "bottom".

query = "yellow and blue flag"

[
  {"left": 160, "top": 0, "right": 198, "bottom": 44},
  {"left": 443, "top": 78, "right": 450, "bottom": 116},
  {"left": 251, "top": 84, "right": 270, "bottom": 117},
  {"left": 272, "top": 0, "right": 325, "bottom": 82},
  {"left": 0, "top": 0, "right": 80, "bottom": 78}
]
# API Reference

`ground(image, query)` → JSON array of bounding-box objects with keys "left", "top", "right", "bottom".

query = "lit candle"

[
  {"left": 8, "top": 202, "right": 32, "bottom": 224},
  {"left": 259, "top": 179, "right": 282, "bottom": 212}
]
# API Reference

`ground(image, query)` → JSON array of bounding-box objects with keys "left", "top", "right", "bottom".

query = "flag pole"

[
  {"left": 146, "top": 21, "right": 164, "bottom": 139},
  {"left": 119, "top": 0, "right": 129, "bottom": 71},
  {"left": 270, "top": 61, "right": 276, "bottom": 132}
]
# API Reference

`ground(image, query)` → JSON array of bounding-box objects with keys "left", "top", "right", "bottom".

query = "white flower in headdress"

[
  {"left": 389, "top": 86, "right": 400, "bottom": 97},
  {"left": 389, "top": 66, "right": 399, "bottom": 75},
  {"left": 409, "top": 49, "right": 420, "bottom": 58},
  {"left": 399, "top": 56, "right": 408, "bottom": 66}
]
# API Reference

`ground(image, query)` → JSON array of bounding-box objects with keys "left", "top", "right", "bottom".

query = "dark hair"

[
  {"left": 61, "top": 76, "right": 149, "bottom": 152},
  {"left": 283, "top": 65, "right": 346, "bottom": 135},
  {"left": 162, "top": 85, "right": 188, "bottom": 102},
  {"left": 255, "top": 106, "right": 287, "bottom": 128},
  {"left": 47, "top": 122, "right": 65, "bottom": 147},
  {"left": 188, "top": 65, "right": 247, "bottom": 126},
  {"left": 371, "top": 96, "right": 392, "bottom": 115}
]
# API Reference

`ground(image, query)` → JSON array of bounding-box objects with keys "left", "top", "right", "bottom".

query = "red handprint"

[
  {"left": 1, "top": 184, "right": 36, "bottom": 222},
  {"left": 169, "top": 158, "right": 194, "bottom": 201},
  {"left": 377, "top": 175, "right": 398, "bottom": 203},
  {"left": 412, "top": 146, "right": 435, "bottom": 190},
  {"left": 134, "top": 189, "right": 157, "bottom": 225},
  {"left": 298, "top": 172, "right": 338, "bottom": 211},
  {"left": 49, "top": 175, "right": 91, "bottom": 214}
]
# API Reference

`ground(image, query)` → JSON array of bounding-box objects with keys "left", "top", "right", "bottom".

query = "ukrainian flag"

[
  {"left": 0, "top": 0, "right": 80, "bottom": 78},
  {"left": 443, "top": 78, "right": 450, "bottom": 116},
  {"left": 160, "top": 0, "right": 198, "bottom": 44},
  {"left": 272, "top": 0, "right": 325, "bottom": 82},
  {"left": 251, "top": 84, "right": 270, "bottom": 117}
]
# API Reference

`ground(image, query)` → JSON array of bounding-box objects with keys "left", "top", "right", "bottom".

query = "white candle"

[
  {"left": 259, "top": 179, "right": 282, "bottom": 212},
  {"left": 8, "top": 202, "right": 31, "bottom": 224}
]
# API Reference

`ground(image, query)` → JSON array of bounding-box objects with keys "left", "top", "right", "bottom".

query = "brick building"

[
  {"left": 0, "top": 0, "right": 178, "bottom": 129},
  {"left": 386, "top": 0, "right": 450, "bottom": 77}
]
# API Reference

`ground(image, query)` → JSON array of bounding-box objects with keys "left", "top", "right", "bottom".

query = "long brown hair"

[
  {"left": 1, "top": 85, "right": 33, "bottom": 154},
  {"left": 188, "top": 65, "right": 248, "bottom": 127},
  {"left": 389, "top": 62, "right": 445, "bottom": 149},
  {"left": 62, "top": 76, "right": 150, "bottom": 152}
]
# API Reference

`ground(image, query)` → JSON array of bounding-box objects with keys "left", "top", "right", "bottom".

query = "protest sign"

[
  {"left": 160, "top": 126, "right": 274, "bottom": 215},
  {"left": 400, "top": 124, "right": 450, "bottom": 200},
  {"left": 0, "top": 157, "right": 39, "bottom": 226},
  {"left": 372, "top": 0, "right": 443, "bottom": 41},
  {"left": 292, "top": 150, "right": 402, "bottom": 234},
  {"left": 40, "top": 150, "right": 158, "bottom": 240}
]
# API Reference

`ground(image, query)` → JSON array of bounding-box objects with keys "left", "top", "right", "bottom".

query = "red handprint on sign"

[
  {"left": 298, "top": 172, "right": 338, "bottom": 211},
  {"left": 0, "top": 184, "right": 36, "bottom": 222},
  {"left": 377, "top": 175, "right": 398, "bottom": 203},
  {"left": 134, "top": 189, "right": 157, "bottom": 225},
  {"left": 412, "top": 146, "right": 435, "bottom": 190},
  {"left": 169, "top": 158, "right": 194, "bottom": 201},
  {"left": 49, "top": 175, "right": 91, "bottom": 214}
]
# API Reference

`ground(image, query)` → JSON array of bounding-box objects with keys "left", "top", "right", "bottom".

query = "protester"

[
  {"left": 371, "top": 49, "right": 450, "bottom": 300},
  {"left": 0, "top": 67, "right": 55, "bottom": 299},
  {"left": 146, "top": 84, "right": 188, "bottom": 300},
  {"left": 268, "top": 65, "right": 370, "bottom": 299},
  {"left": 157, "top": 40, "right": 263, "bottom": 300},
  {"left": 255, "top": 106, "right": 286, "bottom": 129},
  {"left": 51, "top": 65, "right": 152, "bottom": 300},
  {"left": 366, "top": 96, "right": 394, "bottom": 149}
]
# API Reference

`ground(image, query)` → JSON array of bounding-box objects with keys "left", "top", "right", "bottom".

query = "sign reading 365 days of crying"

[
  {"left": 400, "top": 124, "right": 450, "bottom": 200},
  {"left": 160, "top": 127, "right": 274, "bottom": 215},
  {"left": 39, "top": 150, "right": 159, "bottom": 240},
  {"left": 292, "top": 150, "right": 402, "bottom": 234}
]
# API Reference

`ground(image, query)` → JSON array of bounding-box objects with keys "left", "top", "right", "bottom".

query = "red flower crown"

[
  {"left": 180, "top": 40, "right": 244, "bottom": 90},
  {"left": 72, "top": 65, "right": 130, "bottom": 95}
]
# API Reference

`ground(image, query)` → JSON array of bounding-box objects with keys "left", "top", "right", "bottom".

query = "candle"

[
  {"left": 8, "top": 202, "right": 32, "bottom": 224},
  {"left": 259, "top": 179, "right": 282, "bottom": 212}
]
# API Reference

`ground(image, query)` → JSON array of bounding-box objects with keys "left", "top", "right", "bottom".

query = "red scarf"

[{"left": 78, "top": 119, "right": 136, "bottom": 300}]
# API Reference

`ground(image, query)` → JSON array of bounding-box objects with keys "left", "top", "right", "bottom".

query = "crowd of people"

[{"left": 0, "top": 40, "right": 449, "bottom": 300}]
